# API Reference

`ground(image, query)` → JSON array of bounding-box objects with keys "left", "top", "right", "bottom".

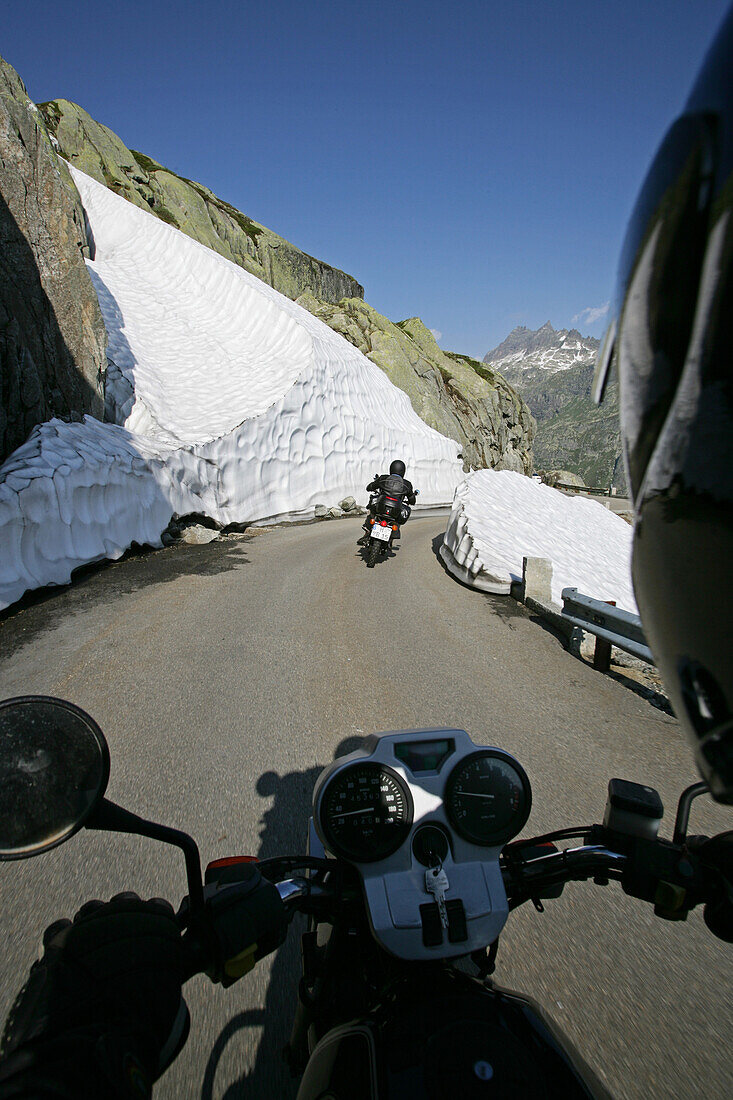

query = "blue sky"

[{"left": 4, "top": 0, "right": 731, "bottom": 356}]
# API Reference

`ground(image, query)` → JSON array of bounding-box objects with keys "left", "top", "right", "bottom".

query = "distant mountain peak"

[
  {"left": 483, "top": 322, "right": 599, "bottom": 374},
  {"left": 481, "top": 321, "right": 623, "bottom": 493}
]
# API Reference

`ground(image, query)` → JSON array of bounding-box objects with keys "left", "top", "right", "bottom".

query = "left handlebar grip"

[
  {"left": 181, "top": 863, "right": 289, "bottom": 986},
  {"left": 180, "top": 931, "right": 209, "bottom": 982}
]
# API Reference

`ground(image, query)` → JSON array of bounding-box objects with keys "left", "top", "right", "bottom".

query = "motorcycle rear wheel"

[{"left": 367, "top": 541, "right": 380, "bottom": 568}]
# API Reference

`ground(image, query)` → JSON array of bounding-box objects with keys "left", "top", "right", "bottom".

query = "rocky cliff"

[
  {"left": 39, "top": 99, "right": 364, "bottom": 306},
  {"left": 484, "top": 322, "right": 625, "bottom": 491},
  {"left": 298, "top": 294, "right": 535, "bottom": 473},
  {"left": 530, "top": 372, "right": 624, "bottom": 489},
  {"left": 0, "top": 59, "right": 106, "bottom": 464}
]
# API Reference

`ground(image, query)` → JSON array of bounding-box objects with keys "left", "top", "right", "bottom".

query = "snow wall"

[
  {"left": 0, "top": 168, "right": 463, "bottom": 610},
  {"left": 440, "top": 470, "right": 637, "bottom": 613}
]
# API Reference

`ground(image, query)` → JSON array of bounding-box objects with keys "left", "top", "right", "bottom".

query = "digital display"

[{"left": 394, "top": 739, "right": 454, "bottom": 774}]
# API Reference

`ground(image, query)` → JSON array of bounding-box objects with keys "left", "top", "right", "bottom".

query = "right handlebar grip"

[{"left": 698, "top": 831, "right": 733, "bottom": 942}]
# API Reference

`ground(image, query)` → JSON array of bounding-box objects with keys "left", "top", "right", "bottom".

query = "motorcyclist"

[
  {"left": 357, "top": 459, "right": 417, "bottom": 545},
  {"left": 2, "top": 7, "right": 733, "bottom": 1096}
]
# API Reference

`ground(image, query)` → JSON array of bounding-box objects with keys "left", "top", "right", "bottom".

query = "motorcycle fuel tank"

[{"left": 296, "top": 974, "right": 611, "bottom": 1099}]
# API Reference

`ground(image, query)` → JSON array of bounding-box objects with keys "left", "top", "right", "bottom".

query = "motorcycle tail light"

[{"left": 381, "top": 520, "right": 387, "bottom": 526}]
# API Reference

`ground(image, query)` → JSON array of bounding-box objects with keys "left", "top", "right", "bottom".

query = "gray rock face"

[
  {"left": 0, "top": 58, "right": 107, "bottom": 464},
  {"left": 484, "top": 322, "right": 625, "bottom": 492},
  {"left": 39, "top": 99, "right": 363, "bottom": 306},
  {"left": 540, "top": 470, "right": 586, "bottom": 488},
  {"left": 297, "top": 294, "right": 535, "bottom": 474},
  {"left": 530, "top": 375, "right": 625, "bottom": 492}
]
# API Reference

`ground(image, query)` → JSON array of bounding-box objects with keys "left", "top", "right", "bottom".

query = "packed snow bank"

[
  {"left": 77, "top": 171, "right": 311, "bottom": 446},
  {"left": 0, "top": 418, "right": 216, "bottom": 609},
  {"left": 441, "top": 470, "right": 636, "bottom": 613},
  {"left": 0, "top": 169, "right": 462, "bottom": 610}
]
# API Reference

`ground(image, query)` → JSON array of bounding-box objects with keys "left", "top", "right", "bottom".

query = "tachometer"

[
  {"left": 319, "top": 762, "right": 413, "bottom": 862},
  {"left": 445, "top": 749, "right": 531, "bottom": 846}
]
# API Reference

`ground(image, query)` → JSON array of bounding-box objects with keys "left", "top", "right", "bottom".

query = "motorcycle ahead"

[
  {"left": 363, "top": 485, "right": 418, "bottom": 568},
  {"left": 0, "top": 696, "right": 731, "bottom": 1098}
]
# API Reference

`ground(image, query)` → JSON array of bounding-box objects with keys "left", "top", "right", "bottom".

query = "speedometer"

[
  {"left": 319, "top": 762, "right": 413, "bottom": 862},
  {"left": 445, "top": 749, "right": 531, "bottom": 846}
]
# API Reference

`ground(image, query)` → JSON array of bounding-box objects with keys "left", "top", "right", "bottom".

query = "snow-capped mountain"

[
  {"left": 484, "top": 321, "right": 599, "bottom": 377},
  {"left": 482, "top": 322, "right": 624, "bottom": 493}
]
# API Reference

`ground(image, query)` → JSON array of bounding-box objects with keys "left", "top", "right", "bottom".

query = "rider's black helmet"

[
  {"left": 594, "top": 7, "right": 733, "bottom": 803},
  {"left": 389, "top": 460, "right": 406, "bottom": 477}
]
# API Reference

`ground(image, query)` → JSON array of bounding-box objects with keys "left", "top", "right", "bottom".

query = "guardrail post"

[
  {"left": 521, "top": 556, "right": 553, "bottom": 604},
  {"left": 560, "top": 588, "right": 653, "bottom": 665},
  {"left": 592, "top": 600, "right": 616, "bottom": 671}
]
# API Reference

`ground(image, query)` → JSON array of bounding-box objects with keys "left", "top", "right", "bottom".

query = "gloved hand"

[{"left": 0, "top": 893, "right": 188, "bottom": 1099}]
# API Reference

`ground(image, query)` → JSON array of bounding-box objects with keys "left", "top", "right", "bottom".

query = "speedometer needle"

[
  {"left": 336, "top": 806, "right": 375, "bottom": 817},
  {"left": 458, "top": 792, "right": 496, "bottom": 799}
]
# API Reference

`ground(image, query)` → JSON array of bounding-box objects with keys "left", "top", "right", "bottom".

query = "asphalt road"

[{"left": 0, "top": 516, "right": 730, "bottom": 1099}]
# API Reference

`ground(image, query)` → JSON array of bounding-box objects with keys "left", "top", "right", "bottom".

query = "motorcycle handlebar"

[
  {"left": 503, "top": 831, "right": 731, "bottom": 940},
  {"left": 507, "top": 844, "right": 628, "bottom": 886},
  {"left": 179, "top": 872, "right": 336, "bottom": 983},
  {"left": 179, "top": 831, "right": 732, "bottom": 983}
]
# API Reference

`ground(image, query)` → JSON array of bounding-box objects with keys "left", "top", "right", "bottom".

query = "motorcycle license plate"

[{"left": 372, "top": 525, "right": 392, "bottom": 542}]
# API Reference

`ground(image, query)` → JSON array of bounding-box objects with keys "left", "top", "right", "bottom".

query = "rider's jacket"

[{"left": 366, "top": 473, "right": 416, "bottom": 504}]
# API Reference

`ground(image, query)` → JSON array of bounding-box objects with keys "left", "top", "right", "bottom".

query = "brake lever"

[{"left": 504, "top": 843, "right": 628, "bottom": 910}]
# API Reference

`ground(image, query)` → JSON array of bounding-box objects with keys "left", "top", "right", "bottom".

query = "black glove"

[{"left": 0, "top": 893, "right": 188, "bottom": 1099}]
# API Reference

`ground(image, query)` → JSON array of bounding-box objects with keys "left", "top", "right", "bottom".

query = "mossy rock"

[{"left": 39, "top": 99, "right": 363, "bottom": 305}]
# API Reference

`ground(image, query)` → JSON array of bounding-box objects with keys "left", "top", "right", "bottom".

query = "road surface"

[{"left": 0, "top": 516, "right": 729, "bottom": 1099}]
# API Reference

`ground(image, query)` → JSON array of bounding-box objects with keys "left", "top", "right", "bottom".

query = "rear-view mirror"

[{"left": 0, "top": 696, "right": 110, "bottom": 860}]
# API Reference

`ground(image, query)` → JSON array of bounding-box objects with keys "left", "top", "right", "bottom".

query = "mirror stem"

[
  {"left": 673, "top": 781, "right": 710, "bottom": 845},
  {"left": 88, "top": 799, "right": 205, "bottom": 918}
]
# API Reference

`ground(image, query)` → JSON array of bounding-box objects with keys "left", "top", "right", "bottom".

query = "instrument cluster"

[
  {"left": 315, "top": 733, "right": 531, "bottom": 864},
  {"left": 310, "top": 729, "right": 532, "bottom": 961}
]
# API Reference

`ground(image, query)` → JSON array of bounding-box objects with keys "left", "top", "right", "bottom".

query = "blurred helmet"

[
  {"left": 593, "top": 8, "right": 733, "bottom": 803},
  {"left": 389, "top": 460, "right": 406, "bottom": 477}
]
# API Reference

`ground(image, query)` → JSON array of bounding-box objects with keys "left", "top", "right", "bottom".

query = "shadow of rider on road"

[{"left": 200, "top": 737, "right": 367, "bottom": 1100}]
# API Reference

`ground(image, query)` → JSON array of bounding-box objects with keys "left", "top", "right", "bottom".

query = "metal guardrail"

[
  {"left": 561, "top": 587, "right": 654, "bottom": 665},
  {"left": 555, "top": 481, "right": 616, "bottom": 496}
]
